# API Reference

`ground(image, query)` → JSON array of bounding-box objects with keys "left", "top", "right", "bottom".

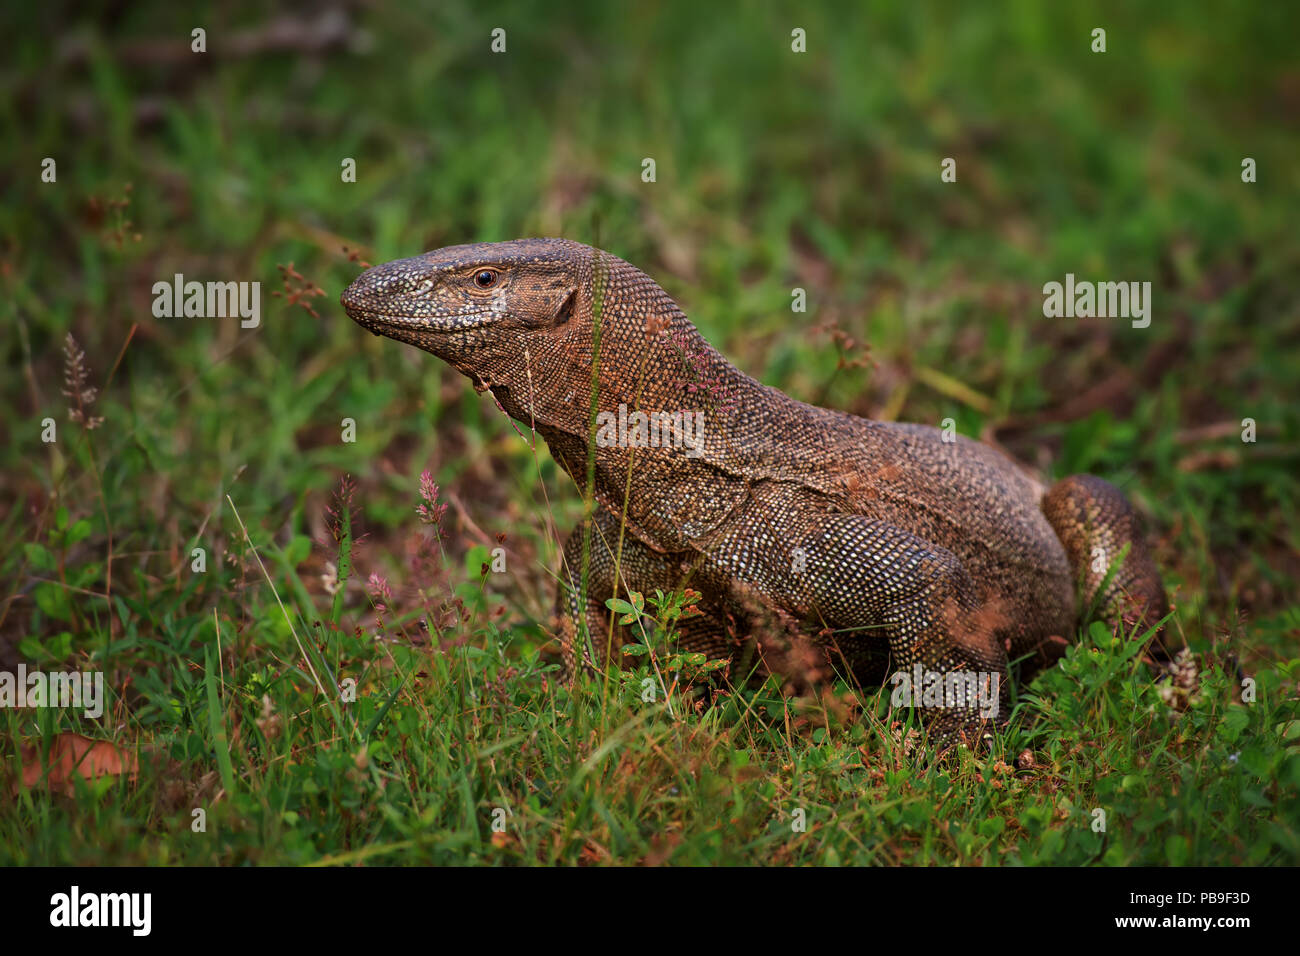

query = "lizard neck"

[
  {"left": 484, "top": 260, "right": 827, "bottom": 550},
  {"left": 490, "top": 260, "right": 789, "bottom": 453}
]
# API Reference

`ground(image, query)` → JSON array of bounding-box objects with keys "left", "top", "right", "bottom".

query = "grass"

[{"left": 1, "top": 0, "right": 1298, "bottom": 864}]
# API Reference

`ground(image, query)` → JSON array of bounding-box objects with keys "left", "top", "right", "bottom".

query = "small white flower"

[{"left": 322, "top": 561, "right": 341, "bottom": 595}]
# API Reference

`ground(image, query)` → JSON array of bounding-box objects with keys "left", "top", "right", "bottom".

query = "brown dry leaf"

[
  {"left": 489, "top": 831, "right": 516, "bottom": 851},
  {"left": 20, "top": 733, "right": 139, "bottom": 794}
]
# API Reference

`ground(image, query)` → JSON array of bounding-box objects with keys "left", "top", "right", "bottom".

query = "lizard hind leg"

[
  {"left": 799, "top": 514, "right": 1013, "bottom": 740},
  {"left": 1041, "top": 474, "right": 1176, "bottom": 657}
]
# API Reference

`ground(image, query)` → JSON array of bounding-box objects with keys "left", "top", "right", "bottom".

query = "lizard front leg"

[{"left": 554, "top": 504, "right": 734, "bottom": 681}]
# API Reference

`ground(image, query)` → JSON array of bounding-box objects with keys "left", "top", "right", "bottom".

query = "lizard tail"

[{"left": 1042, "top": 474, "right": 1178, "bottom": 658}]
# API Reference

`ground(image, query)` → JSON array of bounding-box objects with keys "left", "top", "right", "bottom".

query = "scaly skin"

[{"left": 341, "top": 237, "right": 1172, "bottom": 737}]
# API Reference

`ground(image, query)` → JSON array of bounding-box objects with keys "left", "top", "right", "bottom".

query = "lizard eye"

[{"left": 474, "top": 269, "right": 498, "bottom": 289}]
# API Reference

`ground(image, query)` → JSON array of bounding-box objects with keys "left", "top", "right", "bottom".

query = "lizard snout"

[
  {"left": 340, "top": 257, "right": 498, "bottom": 335},
  {"left": 339, "top": 274, "right": 371, "bottom": 321},
  {"left": 340, "top": 260, "right": 420, "bottom": 329}
]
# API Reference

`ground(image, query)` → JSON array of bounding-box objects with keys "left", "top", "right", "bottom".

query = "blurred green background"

[{"left": 1, "top": 0, "right": 1298, "bottom": 866}]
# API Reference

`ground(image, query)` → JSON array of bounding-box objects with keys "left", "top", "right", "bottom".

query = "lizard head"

[
  {"left": 340, "top": 237, "right": 589, "bottom": 379},
  {"left": 342, "top": 237, "right": 703, "bottom": 441}
]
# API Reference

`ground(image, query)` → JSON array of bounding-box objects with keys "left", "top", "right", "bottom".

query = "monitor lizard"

[{"left": 341, "top": 237, "right": 1173, "bottom": 737}]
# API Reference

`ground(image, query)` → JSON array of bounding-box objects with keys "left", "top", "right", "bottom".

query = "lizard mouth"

[{"left": 342, "top": 303, "right": 496, "bottom": 333}]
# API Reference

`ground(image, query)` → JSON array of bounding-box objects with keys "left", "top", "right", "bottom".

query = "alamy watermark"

[
  {"left": 890, "top": 663, "right": 1000, "bottom": 719},
  {"left": 50, "top": 886, "right": 150, "bottom": 936},
  {"left": 151, "top": 273, "right": 260, "bottom": 327},
  {"left": 1042, "top": 273, "right": 1151, "bottom": 328},
  {"left": 595, "top": 402, "right": 706, "bottom": 458},
  {"left": 0, "top": 664, "right": 103, "bottom": 718}
]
